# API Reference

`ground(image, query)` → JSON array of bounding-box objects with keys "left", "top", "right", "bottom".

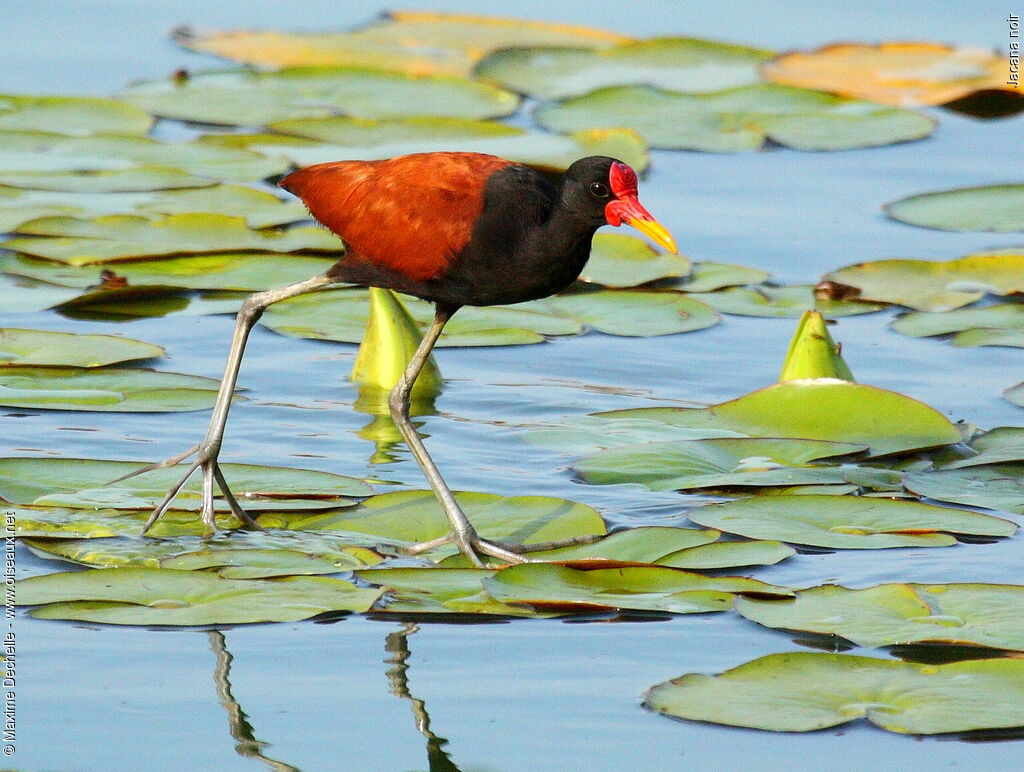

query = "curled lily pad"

[
  {"left": 645, "top": 652, "right": 1024, "bottom": 734},
  {"left": 736, "top": 583, "right": 1024, "bottom": 652},
  {"left": 686, "top": 494, "right": 1016, "bottom": 548},
  {"left": 4, "top": 213, "right": 343, "bottom": 265},
  {"left": 0, "top": 456, "right": 372, "bottom": 511},
  {"left": 229, "top": 117, "right": 649, "bottom": 173},
  {"left": 123, "top": 67, "right": 519, "bottom": 127},
  {"left": 483, "top": 563, "right": 791, "bottom": 614},
  {"left": 5, "top": 252, "right": 337, "bottom": 293},
  {"left": 0, "top": 185, "right": 309, "bottom": 233},
  {"left": 885, "top": 185, "right": 1024, "bottom": 233},
  {"left": 16, "top": 567, "right": 381, "bottom": 625},
  {"left": 779, "top": 311, "right": 854, "bottom": 382},
  {"left": 535, "top": 84, "right": 934, "bottom": 152},
  {"left": 176, "top": 12, "right": 628, "bottom": 77},
  {"left": 763, "top": 42, "right": 1016, "bottom": 106},
  {"left": 0, "top": 95, "right": 152, "bottom": 135},
  {"left": 576, "top": 233, "right": 691, "bottom": 287},
  {"left": 0, "top": 328, "right": 163, "bottom": 367},
  {"left": 904, "top": 466, "right": 1024, "bottom": 515},
  {"left": 599, "top": 380, "right": 961, "bottom": 457},
  {"left": 354, "top": 567, "right": 540, "bottom": 616},
  {"left": 823, "top": 250, "right": 1024, "bottom": 312},
  {"left": 687, "top": 284, "right": 885, "bottom": 318},
  {"left": 475, "top": 38, "right": 773, "bottom": 99},
  {"left": 0, "top": 367, "right": 222, "bottom": 412},
  {"left": 574, "top": 437, "right": 870, "bottom": 492},
  {"left": 258, "top": 490, "right": 606, "bottom": 556}
]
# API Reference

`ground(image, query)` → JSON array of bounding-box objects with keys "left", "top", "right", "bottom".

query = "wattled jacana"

[{"left": 127, "top": 152, "right": 676, "bottom": 565}]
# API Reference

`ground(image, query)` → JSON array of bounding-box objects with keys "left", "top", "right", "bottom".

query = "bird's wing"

[{"left": 280, "top": 152, "right": 513, "bottom": 281}]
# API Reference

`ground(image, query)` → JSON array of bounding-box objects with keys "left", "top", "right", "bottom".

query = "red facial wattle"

[{"left": 603, "top": 161, "right": 678, "bottom": 254}]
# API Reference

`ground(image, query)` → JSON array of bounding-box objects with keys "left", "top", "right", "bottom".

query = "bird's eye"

[{"left": 590, "top": 182, "right": 610, "bottom": 198}]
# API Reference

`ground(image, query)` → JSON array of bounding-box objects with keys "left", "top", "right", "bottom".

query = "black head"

[{"left": 560, "top": 156, "right": 677, "bottom": 253}]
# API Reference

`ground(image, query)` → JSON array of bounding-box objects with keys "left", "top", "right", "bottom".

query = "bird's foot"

[
  {"left": 404, "top": 531, "right": 604, "bottom": 567},
  {"left": 108, "top": 444, "right": 259, "bottom": 536}
]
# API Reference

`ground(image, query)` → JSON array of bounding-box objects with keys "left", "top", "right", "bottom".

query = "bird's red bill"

[{"left": 604, "top": 162, "right": 678, "bottom": 254}]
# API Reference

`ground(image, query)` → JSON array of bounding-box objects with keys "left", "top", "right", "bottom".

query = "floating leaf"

[
  {"left": 227, "top": 117, "right": 649, "bottom": 173},
  {"left": 892, "top": 303, "right": 1024, "bottom": 339},
  {"left": 0, "top": 328, "right": 163, "bottom": 367},
  {"left": 645, "top": 652, "right": 1024, "bottom": 734},
  {"left": 16, "top": 567, "right": 381, "bottom": 624},
  {"left": 0, "top": 456, "right": 372, "bottom": 511},
  {"left": 484, "top": 563, "right": 791, "bottom": 614},
  {"left": 599, "top": 380, "right": 961, "bottom": 457},
  {"left": 354, "top": 567, "right": 539, "bottom": 616},
  {"left": 687, "top": 284, "right": 885, "bottom": 318},
  {"left": 659, "top": 540, "right": 795, "bottom": 569},
  {"left": 0, "top": 167, "right": 213, "bottom": 194},
  {"left": 259, "top": 490, "right": 606, "bottom": 555},
  {"left": 175, "top": 12, "right": 628, "bottom": 77},
  {"left": 12, "top": 505, "right": 228, "bottom": 539},
  {"left": 823, "top": 250, "right": 1024, "bottom": 312},
  {"left": 905, "top": 466, "right": 1024, "bottom": 515},
  {"left": 763, "top": 42, "right": 1017, "bottom": 106},
  {"left": 475, "top": 38, "right": 773, "bottom": 99},
  {"left": 576, "top": 233, "right": 690, "bottom": 287},
  {"left": 736, "top": 583, "right": 1024, "bottom": 652},
  {"left": 525, "top": 414, "right": 744, "bottom": 456},
  {"left": 941, "top": 427, "right": 1024, "bottom": 469},
  {"left": 4, "top": 213, "right": 342, "bottom": 265},
  {"left": 779, "top": 311, "right": 854, "bottom": 382},
  {"left": 574, "top": 437, "right": 871, "bottom": 492},
  {"left": 123, "top": 67, "right": 519, "bottom": 127},
  {"left": 671, "top": 261, "right": 770, "bottom": 293},
  {"left": 885, "top": 185, "right": 1024, "bottom": 233},
  {"left": 0, "top": 184, "right": 309, "bottom": 232},
  {"left": 687, "top": 494, "right": 1016, "bottom": 548},
  {"left": 0, "top": 95, "right": 152, "bottom": 135},
  {"left": 539, "top": 290, "right": 719, "bottom": 336},
  {"left": 535, "top": 84, "right": 934, "bottom": 152},
  {"left": 1006, "top": 383, "right": 1024, "bottom": 409},
  {"left": 0, "top": 367, "right": 223, "bottom": 412},
  {"left": 4, "top": 252, "right": 337, "bottom": 292},
  {"left": 951, "top": 328, "right": 1024, "bottom": 348}
]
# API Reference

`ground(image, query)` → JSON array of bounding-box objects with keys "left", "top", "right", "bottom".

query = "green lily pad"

[
  {"left": 483, "top": 563, "right": 791, "bottom": 614},
  {"left": 5, "top": 252, "right": 337, "bottom": 293},
  {"left": 475, "top": 38, "right": 773, "bottom": 100},
  {"left": 16, "top": 567, "right": 381, "bottom": 624},
  {"left": 822, "top": 250, "right": 1024, "bottom": 311},
  {"left": 0, "top": 167, "right": 214, "bottom": 194},
  {"left": 535, "top": 84, "right": 934, "bottom": 152},
  {"left": 0, "top": 95, "right": 152, "bottom": 136},
  {"left": 0, "top": 367, "right": 223, "bottom": 412},
  {"left": 671, "top": 261, "right": 771, "bottom": 292},
  {"left": 686, "top": 494, "right": 1016, "bottom": 548},
  {"left": 687, "top": 284, "right": 885, "bottom": 318},
  {"left": 12, "top": 505, "right": 242, "bottom": 539},
  {"left": 354, "top": 567, "right": 539, "bottom": 616},
  {"left": 574, "top": 437, "right": 870, "bottom": 492},
  {"left": 0, "top": 456, "right": 372, "bottom": 511},
  {"left": 525, "top": 414, "right": 744, "bottom": 456},
  {"left": 891, "top": 303, "right": 1024, "bottom": 346},
  {"left": 0, "top": 184, "right": 310, "bottom": 232},
  {"left": 599, "top": 380, "right": 961, "bottom": 457},
  {"left": 539, "top": 290, "right": 719, "bottom": 336},
  {"left": 645, "top": 652, "right": 1024, "bottom": 734},
  {"left": 438, "top": 526, "right": 721, "bottom": 568},
  {"left": 1005, "top": 383, "right": 1024, "bottom": 409},
  {"left": 3, "top": 213, "right": 343, "bottom": 265},
  {"left": 736, "top": 583, "right": 1024, "bottom": 652},
  {"left": 779, "top": 311, "right": 854, "bottom": 382},
  {"left": 258, "top": 490, "right": 606, "bottom": 555},
  {"left": 904, "top": 466, "right": 1024, "bottom": 515},
  {"left": 576, "top": 233, "right": 691, "bottom": 287},
  {"left": 227, "top": 117, "right": 649, "bottom": 173},
  {"left": 261, "top": 287, "right": 580, "bottom": 347},
  {"left": 123, "top": 67, "right": 519, "bottom": 127},
  {"left": 0, "top": 328, "right": 163, "bottom": 367},
  {"left": 659, "top": 540, "right": 795, "bottom": 569},
  {"left": 940, "top": 427, "right": 1024, "bottom": 469},
  {"left": 951, "top": 328, "right": 1024, "bottom": 348},
  {"left": 885, "top": 185, "right": 1024, "bottom": 232},
  {"left": 175, "top": 12, "right": 629, "bottom": 78}
]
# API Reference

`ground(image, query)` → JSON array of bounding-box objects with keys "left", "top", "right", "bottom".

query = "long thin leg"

[
  {"left": 389, "top": 304, "right": 531, "bottom": 566},
  {"left": 118, "top": 273, "right": 340, "bottom": 535}
]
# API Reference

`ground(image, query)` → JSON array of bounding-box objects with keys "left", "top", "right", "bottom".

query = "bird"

[{"left": 125, "top": 152, "right": 676, "bottom": 566}]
